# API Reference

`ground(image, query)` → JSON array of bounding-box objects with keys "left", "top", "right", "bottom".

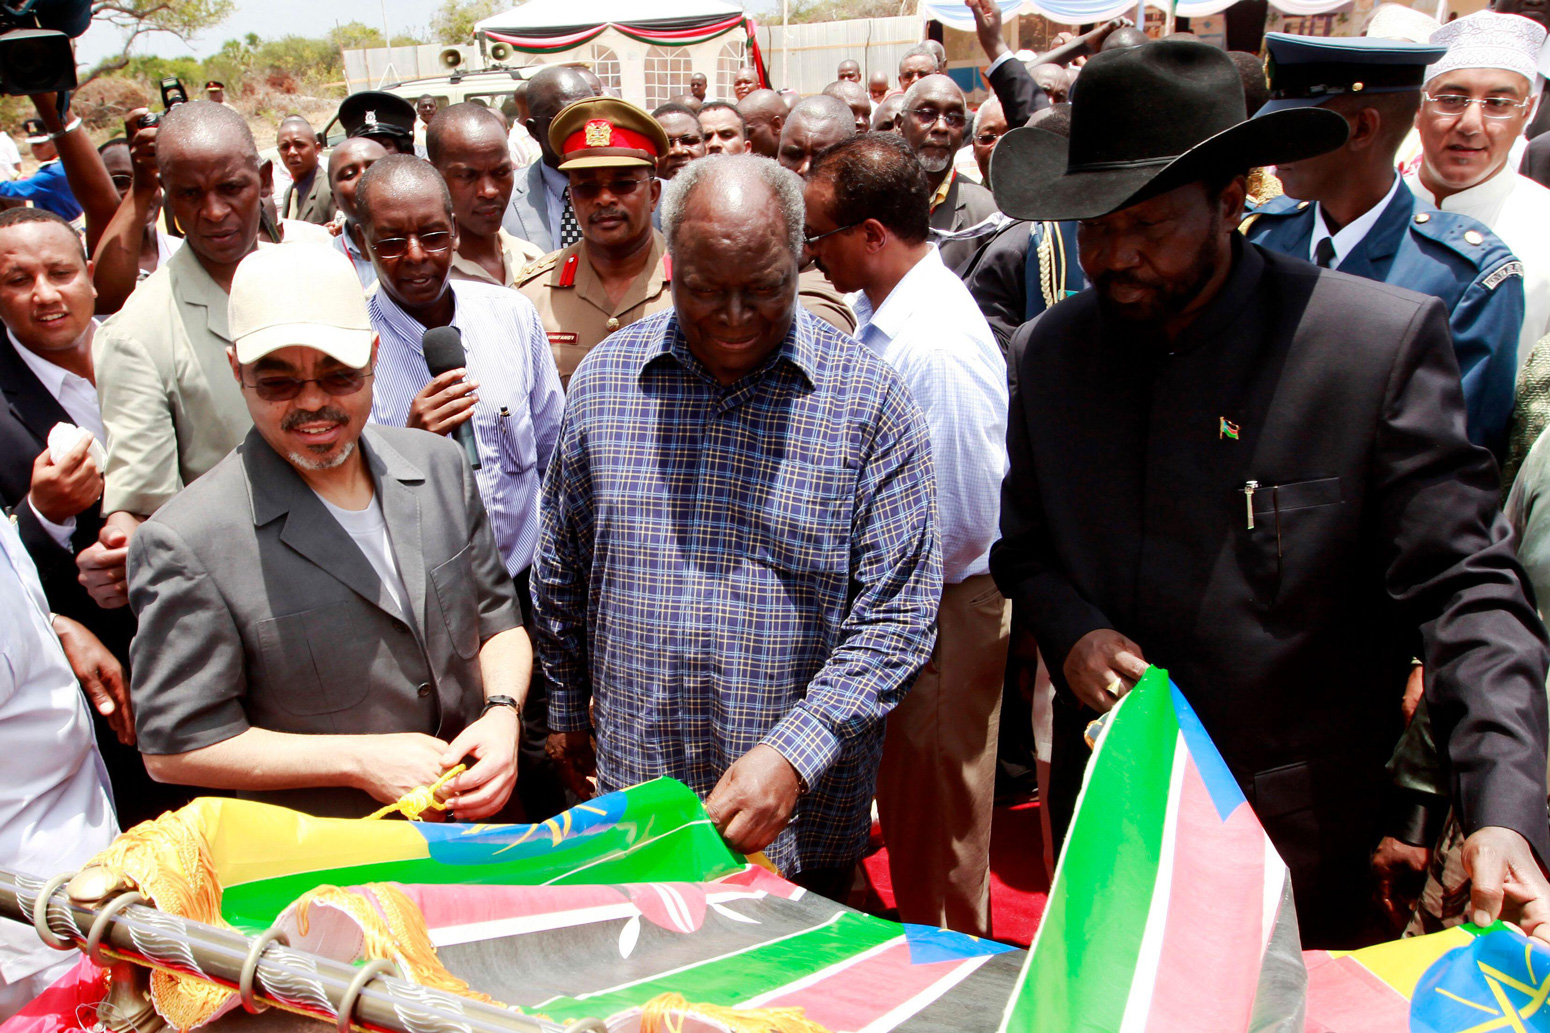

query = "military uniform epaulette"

[
  {"left": 515, "top": 249, "right": 564, "bottom": 287},
  {"left": 1245, "top": 195, "right": 1311, "bottom": 218},
  {"left": 1405, "top": 208, "right": 1522, "bottom": 282}
]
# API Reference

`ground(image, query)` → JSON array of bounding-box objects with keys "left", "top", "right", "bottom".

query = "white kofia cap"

[
  {"left": 1425, "top": 10, "right": 1547, "bottom": 86},
  {"left": 1365, "top": 2, "right": 1441, "bottom": 45},
  {"left": 229, "top": 243, "right": 374, "bottom": 368}
]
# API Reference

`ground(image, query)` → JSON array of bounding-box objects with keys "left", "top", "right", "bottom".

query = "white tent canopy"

[
  {"left": 476, "top": 0, "right": 746, "bottom": 34},
  {"left": 923, "top": 0, "right": 1350, "bottom": 28}
]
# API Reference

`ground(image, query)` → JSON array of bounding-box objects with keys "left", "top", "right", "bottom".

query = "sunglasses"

[
  {"left": 368, "top": 230, "right": 453, "bottom": 259},
  {"left": 569, "top": 176, "right": 652, "bottom": 200},
  {"left": 906, "top": 108, "right": 967, "bottom": 129},
  {"left": 242, "top": 368, "right": 373, "bottom": 402}
]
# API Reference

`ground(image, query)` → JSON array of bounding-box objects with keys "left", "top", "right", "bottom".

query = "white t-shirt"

[{"left": 314, "top": 490, "right": 411, "bottom": 620}]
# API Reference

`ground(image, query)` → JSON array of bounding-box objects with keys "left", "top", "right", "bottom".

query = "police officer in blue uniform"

[{"left": 1243, "top": 33, "right": 1525, "bottom": 459}]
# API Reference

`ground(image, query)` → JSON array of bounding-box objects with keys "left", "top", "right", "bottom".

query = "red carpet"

[{"left": 855, "top": 798, "right": 1050, "bottom": 947}]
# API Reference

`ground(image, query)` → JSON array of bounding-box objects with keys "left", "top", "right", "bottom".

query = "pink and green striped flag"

[{"left": 1000, "top": 666, "right": 1307, "bottom": 1032}]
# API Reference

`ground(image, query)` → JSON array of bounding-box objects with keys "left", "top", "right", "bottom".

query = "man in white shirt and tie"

[{"left": 802, "top": 134, "right": 1010, "bottom": 938}]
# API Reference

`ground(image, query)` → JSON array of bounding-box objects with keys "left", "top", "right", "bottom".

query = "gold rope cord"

[
  {"left": 1036, "top": 222, "right": 1059, "bottom": 311},
  {"left": 290, "top": 884, "right": 496, "bottom": 1003}
]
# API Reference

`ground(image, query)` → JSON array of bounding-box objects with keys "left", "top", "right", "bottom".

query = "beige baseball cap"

[{"left": 229, "top": 243, "right": 374, "bottom": 368}]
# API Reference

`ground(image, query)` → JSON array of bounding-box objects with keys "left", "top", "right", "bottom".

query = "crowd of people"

[{"left": 10, "top": 0, "right": 1550, "bottom": 1014}]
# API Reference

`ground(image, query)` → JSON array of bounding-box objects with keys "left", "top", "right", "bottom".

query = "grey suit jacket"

[
  {"left": 126, "top": 424, "right": 520, "bottom": 817},
  {"left": 283, "top": 168, "right": 336, "bottom": 226},
  {"left": 504, "top": 160, "right": 555, "bottom": 252}
]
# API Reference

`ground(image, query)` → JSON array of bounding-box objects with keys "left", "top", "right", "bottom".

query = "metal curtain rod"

[{"left": 0, "top": 868, "right": 587, "bottom": 1033}]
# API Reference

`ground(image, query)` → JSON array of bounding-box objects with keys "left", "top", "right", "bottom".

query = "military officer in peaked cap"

[
  {"left": 517, "top": 97, "right": 676, "bottom": 387},
  {"left": 338, "top": 91, "right": 419, "bottom": 156},
  {"left": 1244, "top": 33, "right": 1525, "bottom": 459}
]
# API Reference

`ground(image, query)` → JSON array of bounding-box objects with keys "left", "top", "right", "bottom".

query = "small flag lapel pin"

[{"left": 1219, "top": 417, "right": 1240, "bottom": 440}]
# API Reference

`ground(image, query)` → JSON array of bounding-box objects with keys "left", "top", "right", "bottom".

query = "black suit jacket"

[
  {"left": 0, "top": 337, "right": 133, "bottom": 654},
  {"left": 987, "top": 54, "right": 1050, "bottom": 129},
  {"left": 1521, "top": 131, "right": 1550, "bottom": 191},
  {"left": 991, "top": 240, "right": 1550, "bottom": 945}
]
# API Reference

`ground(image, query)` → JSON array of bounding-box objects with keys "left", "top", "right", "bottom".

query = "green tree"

[
  {"left": 87, "top": 0, "right": 238, "bottom": 81},
  {"left": 430, "top": 0, "right": 504, "bottom": 44}
]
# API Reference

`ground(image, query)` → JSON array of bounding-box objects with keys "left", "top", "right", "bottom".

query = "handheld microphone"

[{"left": 421, "top": 325, "right": 481, "bottom": 471}]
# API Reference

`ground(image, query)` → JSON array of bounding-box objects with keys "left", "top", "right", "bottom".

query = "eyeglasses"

[
  {"left": 1422, "top": 92, "right": 1531, "bottom": 119},
  {"left": 803, "top": 221, "right": 861, "bottom": 248},
  {"left": 569, "top": 176, "right": 652, "bottom": 200},
  {"left": 906, "top": 107, "right": 967, "bottom": 129},
  {"left": 241, "top": 368, "right": 373, "bottom": 402},
  {"left": 974, "top": 132, "right": 1003, "bottom": 146},
  {"left": 368, "top": 230, "right": 453, "bottom": 259}
]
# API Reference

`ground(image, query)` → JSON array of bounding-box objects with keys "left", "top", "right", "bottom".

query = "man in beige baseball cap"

[{"left": 125, "top": 242, "right": 531, "bottom": 821}]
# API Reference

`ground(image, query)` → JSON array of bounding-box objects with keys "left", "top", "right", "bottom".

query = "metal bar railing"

[{"left": 0, "top": 868, "right": 594, "bottom": 1033}]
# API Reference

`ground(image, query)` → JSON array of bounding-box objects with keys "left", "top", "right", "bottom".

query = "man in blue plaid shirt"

[{"left": 534, "top": 155, "right": 941, "bottom": 890}]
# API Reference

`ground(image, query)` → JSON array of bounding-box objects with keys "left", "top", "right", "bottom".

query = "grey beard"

[
  {"left": 288, "top": 438, "right": 357, "bottom": 471},
  {"left": 918, "top": 152, "right": 949, "bottom": 173}
]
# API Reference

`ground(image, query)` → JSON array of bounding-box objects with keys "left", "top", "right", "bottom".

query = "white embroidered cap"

[{"left": 1425, "top": 10, "right": 1547, "bottom": 87}]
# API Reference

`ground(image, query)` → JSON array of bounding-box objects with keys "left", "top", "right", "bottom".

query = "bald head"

[
  {"left": 901, "top": 75, "right": 966, "bottom": 177},
  {"left": 660, "top": 155, "right": 805, "bottom": 383},
  {"left": 868, "top": 70, "right": 890, "bottom": 100},
  {"left": 1103, "top": 26, "right": 1151, "bottom": 49},
  {"left": 779, "top": 95, "right": 857, "bottom": 176},
  {"left": 155, "top": 100, "right": 261, "bottom": 275},
  {"left": 355, "top": 153, "right": 453, "bottom": 236},
  {"left": 426, "top": 101, "right": 506, "bottom": 164},
  {"left": 157, "top": 99, "right": 258, "bottom": 177},
  {"left": 925, "top": 39, "right": 947, "bottom": 72},
  {"left": 738, "top": 88, "right": 788, "bottom": 158},
  {"left": 1031, "top": 63, "right": 1068, "bottom": 103},
  {"left": 328, "top": 136, "right": 388, "bottom": 222},
  {"left": 837, "top": 58, "right": 861, "bottom": 82},
  {"left": 822, "top": 79, "right": 872, "bottom": 134},
  {"left": 902, "top": 73, "right": 964, "bottom": 113},
  {"left": 525, "top": 65, "right": 597, "bottom": 166}
]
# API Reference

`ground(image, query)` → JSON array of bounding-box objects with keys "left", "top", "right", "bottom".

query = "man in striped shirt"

[{"left": 357, "top": 154, "right": 566, "bottom": 819}]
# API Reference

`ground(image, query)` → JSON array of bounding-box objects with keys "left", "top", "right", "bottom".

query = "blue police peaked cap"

[{"left": 1256, "top": 33, "right": 1448, "bottom": 116}]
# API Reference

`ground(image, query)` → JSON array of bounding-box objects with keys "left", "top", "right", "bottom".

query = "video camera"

[{"left": 0, "top": 0, "right": 92, "bottom": 96}]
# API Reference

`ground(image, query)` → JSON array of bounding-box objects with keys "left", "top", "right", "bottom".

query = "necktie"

[
  {"left": 559, "top": 186, "right": 581, "bottom": 248},
  {"left": 1314, "top": 236, "right": 1337, "bottom": 269}
]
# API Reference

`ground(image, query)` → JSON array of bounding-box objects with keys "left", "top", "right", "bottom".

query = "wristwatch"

[{"left": 481, "top": 694, "right": 520, "bottom": 718}]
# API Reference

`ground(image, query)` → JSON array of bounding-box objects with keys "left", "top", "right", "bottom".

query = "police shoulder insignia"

[{"left": 1483, "top": 260, "right": 1525, "bottom": 291}]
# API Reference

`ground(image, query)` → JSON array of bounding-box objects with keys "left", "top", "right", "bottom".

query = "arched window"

[
  {"left": 590, "top": 43, "right": 621, "bottom": 94},
  {"left": 715, "top": 39, "right": 745, "bottom": 100},
  {"left": 644, "top": 44, "right": 693, "bottom": 109}
]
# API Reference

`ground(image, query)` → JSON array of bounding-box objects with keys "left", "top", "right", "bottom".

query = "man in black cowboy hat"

[{"left": 988, "top": 39, "right": 1550, "bottom": 948}]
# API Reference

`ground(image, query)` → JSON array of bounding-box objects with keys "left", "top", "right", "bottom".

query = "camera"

[
  {"left": 0, "top": 0, "right": 94, "bottom": 97},
  {"left": 159, "top": 76, "right": 186, "bottom": 109},
  {"left": 135, "top": 111, "right": 158, "bottom": 130}
]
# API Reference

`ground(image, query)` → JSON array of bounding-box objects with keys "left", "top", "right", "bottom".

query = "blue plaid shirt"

[{"left": 534, "top": 307, "right": 941, "bottom": 875}]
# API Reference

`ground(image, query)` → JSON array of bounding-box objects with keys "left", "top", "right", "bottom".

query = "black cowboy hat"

[{"left": 991, "top": 40, "right": 1349, "bottom": 222}]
